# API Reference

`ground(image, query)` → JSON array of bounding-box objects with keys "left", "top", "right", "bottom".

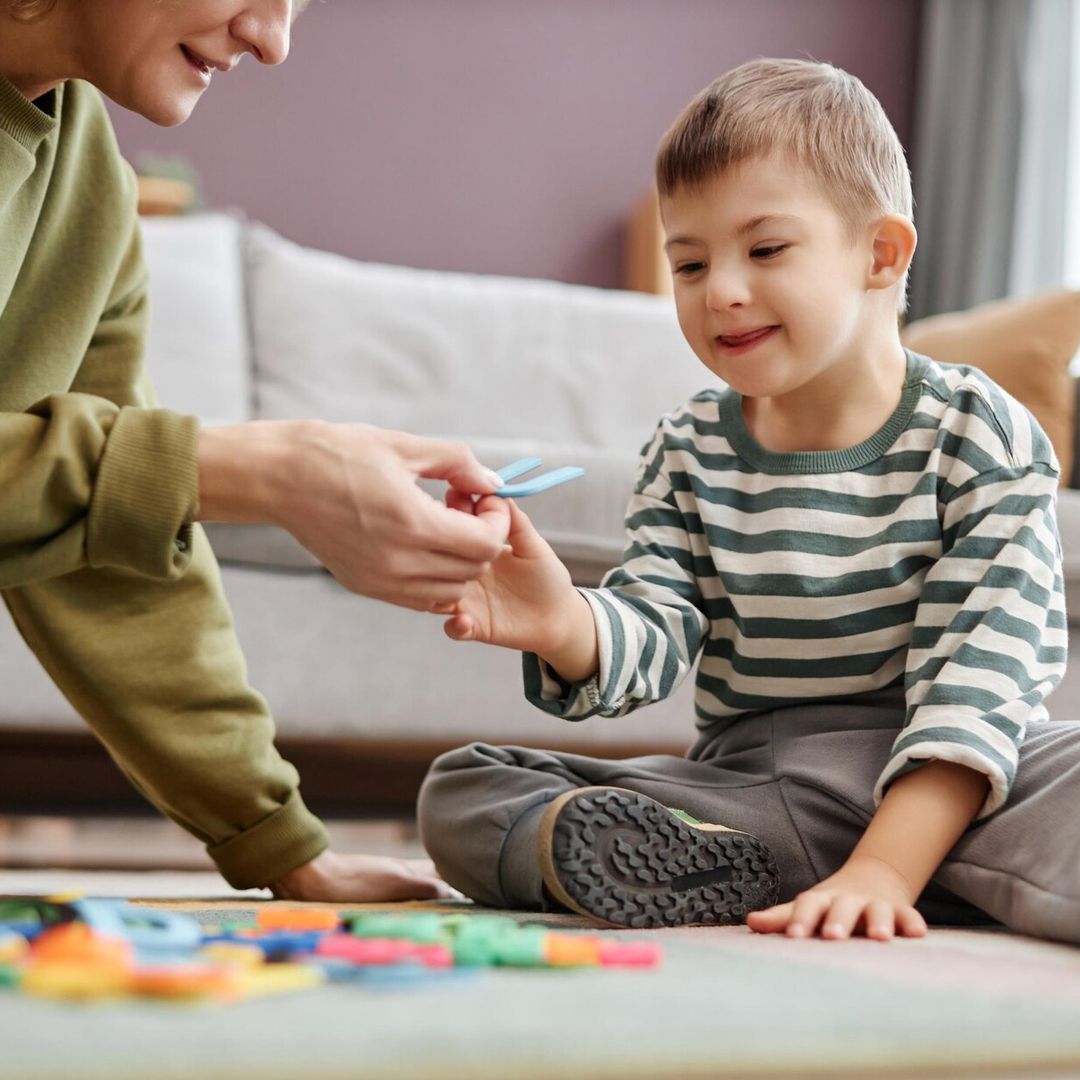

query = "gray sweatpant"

[{"left": 418, "top": 686, "right": 1080, "bottom": 944}]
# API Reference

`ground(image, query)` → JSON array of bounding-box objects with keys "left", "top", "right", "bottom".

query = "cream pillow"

[{"left": 901, "top": 291, "right": 1080, "bottom": 487}]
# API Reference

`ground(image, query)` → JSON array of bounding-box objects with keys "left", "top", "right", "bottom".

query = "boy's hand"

[
  {"left": 437, "top": 495, "right": 582, "bottom": 658},
  {"left": 270, "top": 850, "right": 458, "bottom": 902},
  {"left": 746, "top": 854, "right": 928, "bottom": 941}
]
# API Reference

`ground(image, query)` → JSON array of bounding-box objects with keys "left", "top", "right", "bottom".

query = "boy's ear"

[{"left": 867, "top": 214, "right": 917, "bottom": 292}]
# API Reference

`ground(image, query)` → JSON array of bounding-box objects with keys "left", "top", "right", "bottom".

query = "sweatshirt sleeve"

[
  {"left": 877, "top": 412, "right": 1067, "bottom": 818},
  {"left": 0, "top": 194, "right": 201, "bottom": 588},
  {"left": 0, "top": 391, "right": 198, "bottom": 588},
  {"left": 1, "top": 217, "right": 329, "bottom": 888},
  {"left": 524, "top": 422, "right": 710, "bottom": 720}
]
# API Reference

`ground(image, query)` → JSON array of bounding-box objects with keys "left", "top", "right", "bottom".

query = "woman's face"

[{"left": 70, "top": 0, "right": 299, "bottom": 126}]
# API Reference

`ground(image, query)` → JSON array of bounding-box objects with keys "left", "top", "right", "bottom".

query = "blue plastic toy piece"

[
  {"left": 70, "top": 899, "right": 202, "bottom": 961},
  {"left": 309, "top": 956, "right": 478, "bottom": 987},
  {"left": 201, "top": 929, "right": 325, "bottom": 957},
  {"left": 493, "top": 457, "right": 584, "bottom": 498}
]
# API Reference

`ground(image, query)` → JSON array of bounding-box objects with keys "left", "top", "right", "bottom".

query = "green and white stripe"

[{"left": 526, "top": 351, "right": 1067, "bottom": 817}]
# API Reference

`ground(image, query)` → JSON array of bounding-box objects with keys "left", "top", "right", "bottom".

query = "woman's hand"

[
  {"left": 270, "top": 850, "right": 458, "bottom": 902},
  {"left": 198, "top": 420, "right": 511, "bottom": 610},
  {"left": 746, "top": 854, "right": 927, "bottom": 941}
]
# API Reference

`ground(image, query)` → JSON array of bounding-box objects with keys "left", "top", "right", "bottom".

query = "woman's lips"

[
  {"left": 715, "top": 326, "right": 779, "bottom": 354},
  {"left": 180, "top": 45, "right": 212, "bottom": 82}
]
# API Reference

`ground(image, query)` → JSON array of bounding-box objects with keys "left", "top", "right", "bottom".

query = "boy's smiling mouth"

[{"left": 715, "top": 326, "right": 780, "bottom": 353}]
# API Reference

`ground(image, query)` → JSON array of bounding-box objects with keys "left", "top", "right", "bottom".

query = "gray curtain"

[{"left": 908, "top": 0, "right": 1074, "bottom": 319}]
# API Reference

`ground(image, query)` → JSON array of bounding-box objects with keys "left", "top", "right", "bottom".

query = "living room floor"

[
  {"left": 3, "top": 814, "right": 1080, "bottom": 1080},
  {"left": 0, "top": 811, "right": 425, "bottom": 873}
]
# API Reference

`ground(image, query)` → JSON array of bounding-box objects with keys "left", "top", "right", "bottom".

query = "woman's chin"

[{"left": 127, "top": 89, "right": 203, "bottom": 127}]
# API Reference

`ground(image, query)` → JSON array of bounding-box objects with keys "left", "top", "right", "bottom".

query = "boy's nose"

[
  {"left": 232, "top": 1, "right": 292, "bottom": 65},
  {"left": 704, "top": 269, "right": 751, "bottom": 311}
]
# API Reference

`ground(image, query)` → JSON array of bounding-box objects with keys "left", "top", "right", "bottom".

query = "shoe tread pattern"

[{"left": 550, "top": 789, "right": 780, "bottom": 928}]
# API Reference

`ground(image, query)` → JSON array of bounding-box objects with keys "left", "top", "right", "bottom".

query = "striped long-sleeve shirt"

[{"left": 524, "top": 350, "right": 1067, "bottom": 817}]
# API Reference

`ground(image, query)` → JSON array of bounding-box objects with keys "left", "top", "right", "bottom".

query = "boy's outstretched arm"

[
  {"left": 439, "top": 494, "right": 599, "bottom": 683},
  {"left": 747, "top": 760, "right": 989, "bottom": 940}
]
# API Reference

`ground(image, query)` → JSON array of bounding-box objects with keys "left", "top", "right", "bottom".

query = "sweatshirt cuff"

[
  {"left": 207, "top": 789, "right": 331, "bottom": 889},
  {"left": 87, "top": 407, "right": 200, "bottom": 580}
]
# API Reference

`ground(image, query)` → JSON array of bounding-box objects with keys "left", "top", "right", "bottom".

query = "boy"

[{"left": 418, "top": 59, "right": 1077, "bottom": 943}]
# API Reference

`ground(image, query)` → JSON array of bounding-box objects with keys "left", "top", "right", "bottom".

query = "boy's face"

[
  {"left": 67, "top": 0, "right": 304, "bottom": 126},
  {"left": 661, "top": 154, "right": 876, "bottom": 403}
]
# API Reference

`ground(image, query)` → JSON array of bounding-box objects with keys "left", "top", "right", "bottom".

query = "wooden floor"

[{"left": 0, "top": 813, "right": 425, "bottom": 871}]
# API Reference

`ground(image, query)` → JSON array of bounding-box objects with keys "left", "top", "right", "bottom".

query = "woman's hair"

[
  {"left": 6, "top": 0, "right": 58, "bottom": 20},
  {"left": 656, "top": 58, "right": 913, "bottom": 234}
]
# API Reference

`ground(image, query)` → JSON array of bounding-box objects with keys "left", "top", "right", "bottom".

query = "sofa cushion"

[
  {"left": 245, "top": 224, "right": 704, "bottom": 443},
  {"left": 900, "top": 291, "right": 1080, "bottom": 486},
  {"left": 239, "top": 223, "right": 707, "bottom": 576},
  {"left": 139, "top": 212, "right": 252, "bottom": 426},
  {"left": 201, "top": 522, "right": 322, "bottom": 572}
]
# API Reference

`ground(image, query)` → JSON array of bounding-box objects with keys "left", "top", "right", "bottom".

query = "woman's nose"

[{"left": 233, "top": 1, "right": 292, "bottom": 65}]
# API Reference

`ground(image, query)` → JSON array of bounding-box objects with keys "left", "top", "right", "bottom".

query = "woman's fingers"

[
  {"left": 393, "top": 431, "right": 505, "bottom": 495},
  {"left": 445, "top": 488, "right": 476, "bottom": 514},
  {"left": 420, "top": 487, "right": 510, "bottom": 563}
]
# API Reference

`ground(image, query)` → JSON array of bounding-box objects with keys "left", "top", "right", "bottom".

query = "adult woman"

[{"left": 0, "top": 0, "right": 510, "bottom": 900}]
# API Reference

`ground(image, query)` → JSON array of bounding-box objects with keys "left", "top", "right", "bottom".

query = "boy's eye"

[
  {"left": 751, "top": 244, "right": 787, "bottom": 260},
  {"left": 673, "top": 261, "right": 706, "bottom": 276}
]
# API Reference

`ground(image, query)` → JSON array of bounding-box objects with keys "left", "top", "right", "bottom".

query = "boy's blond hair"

[{"left": 657, "top": 58, "right": 913, "bottom": 311}]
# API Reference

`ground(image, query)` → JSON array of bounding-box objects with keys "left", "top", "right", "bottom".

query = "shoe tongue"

[{"left": 667, "top": 807, "right": 703, "bottom": 826}]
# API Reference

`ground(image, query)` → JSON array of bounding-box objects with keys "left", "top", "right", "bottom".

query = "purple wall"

[{"left": 108, "top": 0, "right": 922, "bottom": 289}]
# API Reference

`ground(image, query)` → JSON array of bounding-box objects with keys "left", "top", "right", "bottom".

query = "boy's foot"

[{"left": 537, "top": 787, "right": 779, "bottom": 929}]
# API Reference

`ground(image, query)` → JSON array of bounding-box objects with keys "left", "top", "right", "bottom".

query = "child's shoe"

[{"left": 538, "top": 787, "right": 779, "bottom": 928}]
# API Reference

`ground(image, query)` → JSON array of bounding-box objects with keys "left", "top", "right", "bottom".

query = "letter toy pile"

[{"left": 0, "top": 896, "right": 662, "bottom": 1002}]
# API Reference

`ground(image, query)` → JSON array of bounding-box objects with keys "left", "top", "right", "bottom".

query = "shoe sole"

[{"left": 538, "top": 786, "right": 779, "bottom": 929}]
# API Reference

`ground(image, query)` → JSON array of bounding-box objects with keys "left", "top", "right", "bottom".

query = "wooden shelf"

[
  {"left": 137, "top": 175, "right": 196, "bottom": 216},
  {"left": 625, "top": 186, "right": 672, "bottom": 296}
]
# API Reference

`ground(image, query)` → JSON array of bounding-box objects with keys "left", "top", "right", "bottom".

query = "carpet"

[{"left": 3, "top": 879, "right": 1080, "bottom": 1080}]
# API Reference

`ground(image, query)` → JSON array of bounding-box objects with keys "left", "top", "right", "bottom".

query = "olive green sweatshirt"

[{"left": 0, "top": 75, "right": 329, "bottom": 887}]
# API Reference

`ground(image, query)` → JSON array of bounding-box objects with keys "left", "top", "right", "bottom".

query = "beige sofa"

[{"left": 1, "top": 214, "right": 1077, "bottom": 813}]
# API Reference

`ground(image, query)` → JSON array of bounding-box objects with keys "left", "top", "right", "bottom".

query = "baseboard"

[{"left": 0, "top": 730, "right": 687, "bottom": 817}]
